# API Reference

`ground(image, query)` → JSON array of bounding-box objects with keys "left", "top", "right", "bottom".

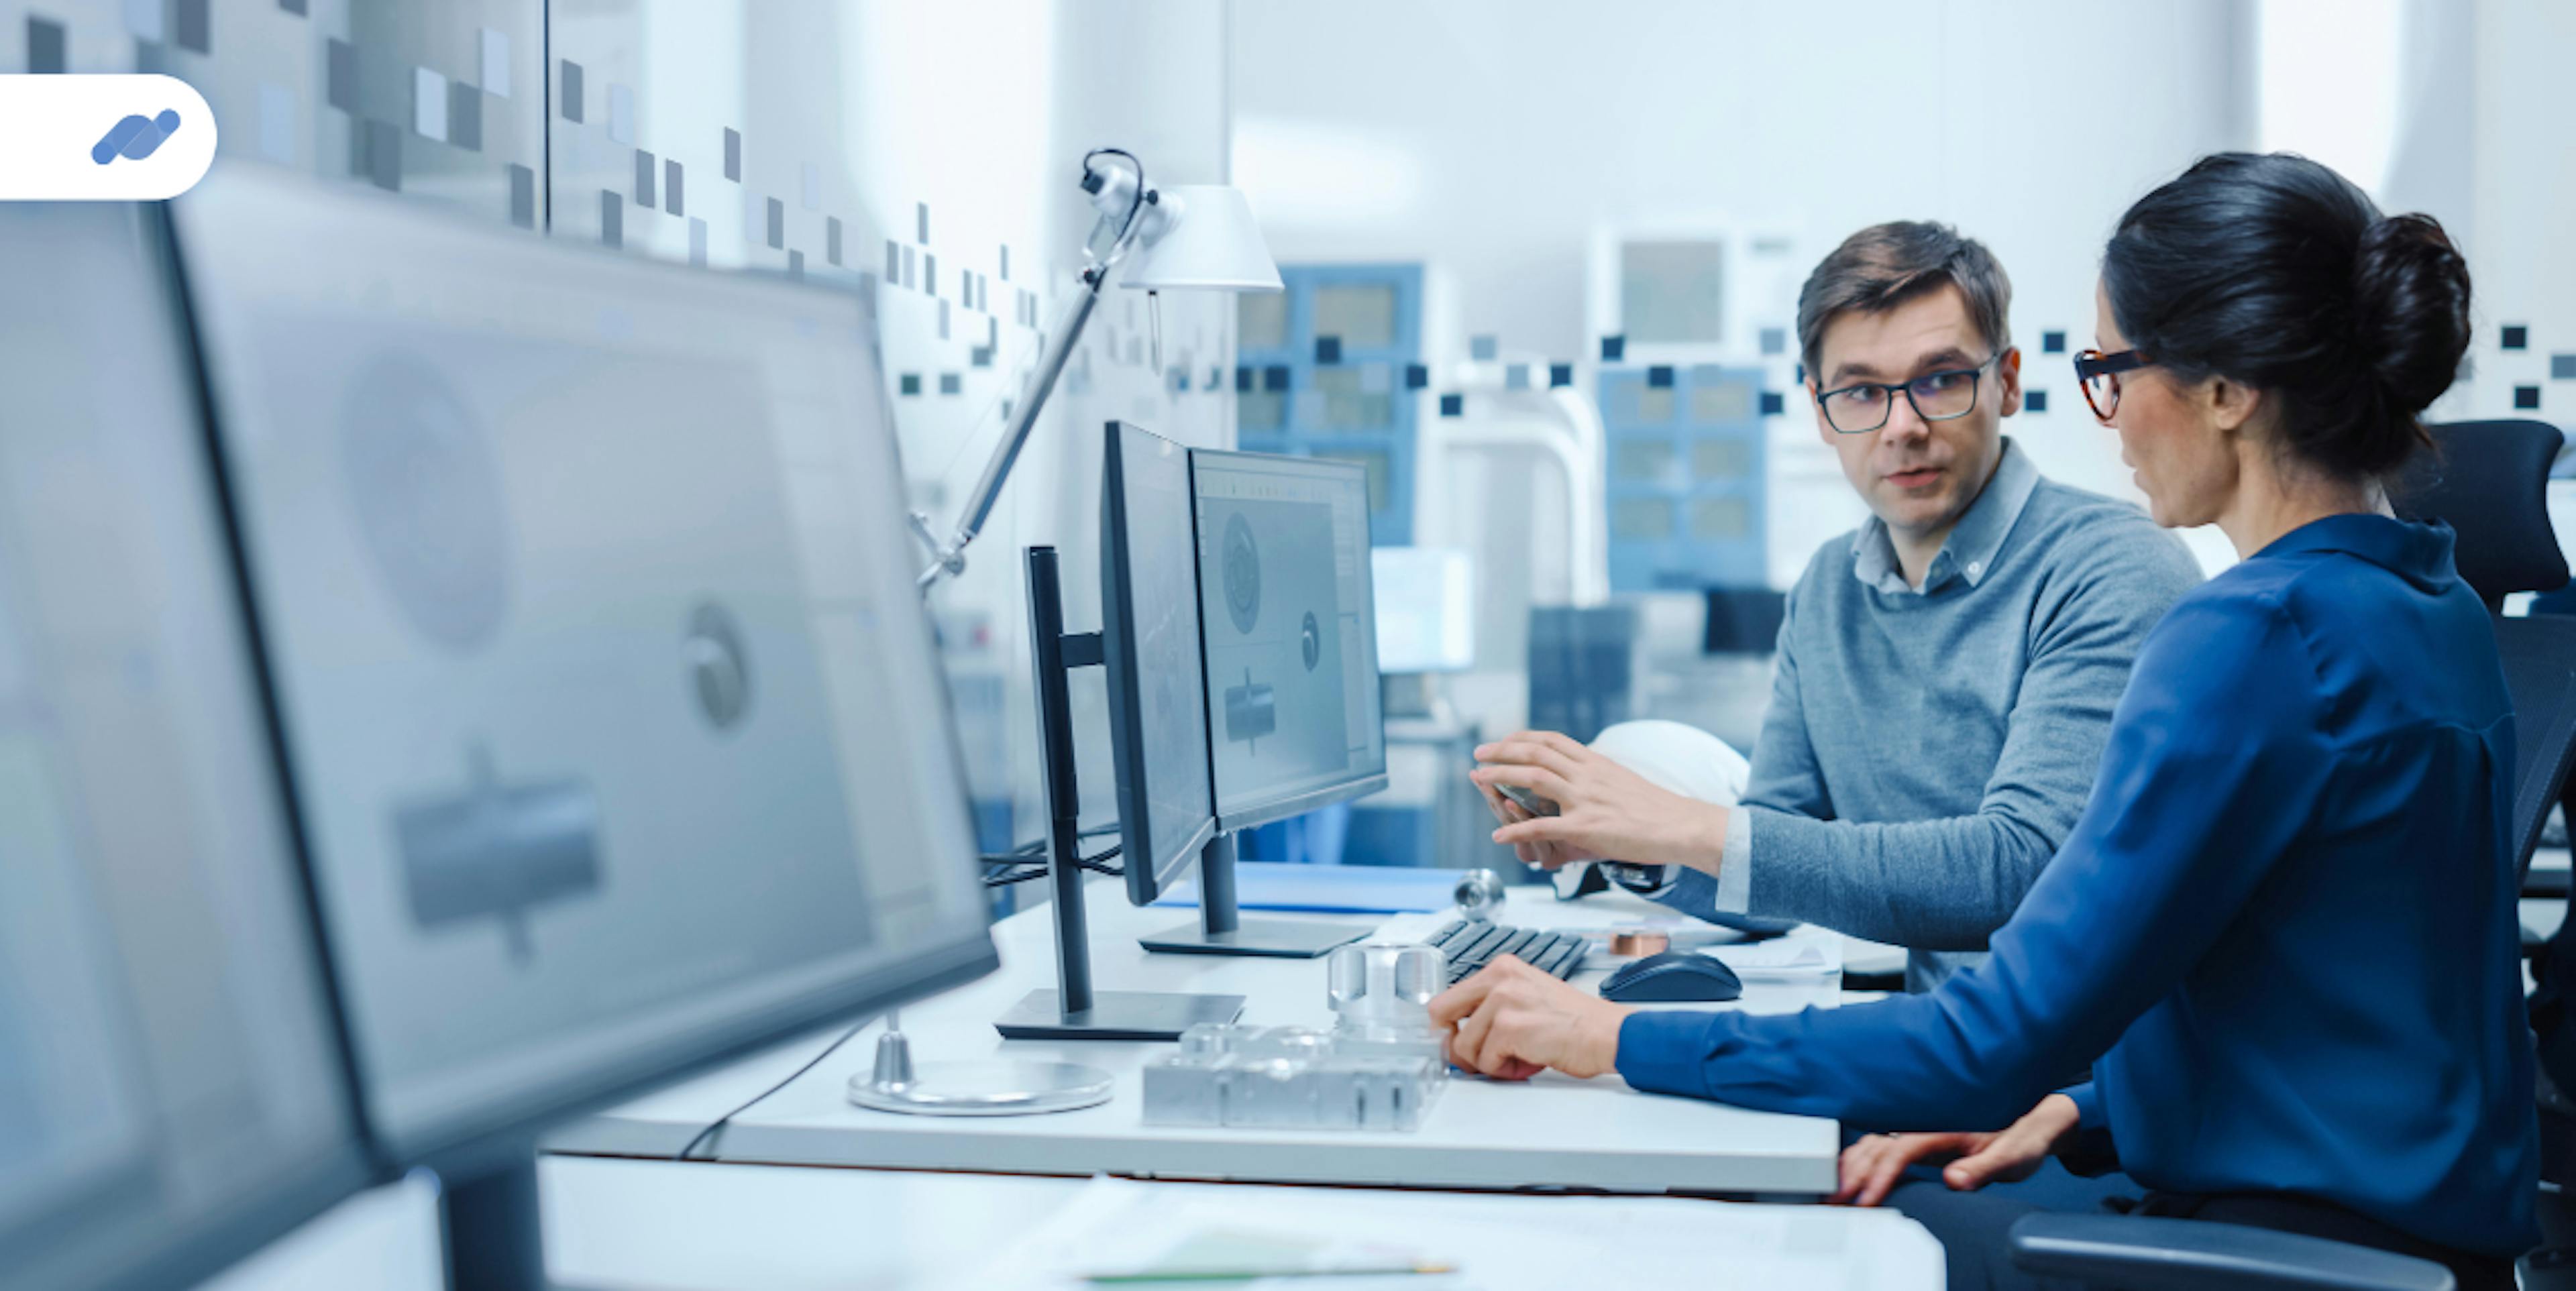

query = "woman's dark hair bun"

[
  {"left": 2352, "top": 211, "right": 2472, "bottom": 418},
  {"left": 2104, "top": 152, "right": 2475, "bottom": 481}
]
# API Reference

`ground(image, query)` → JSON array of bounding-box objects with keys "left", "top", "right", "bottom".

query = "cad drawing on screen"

[
  {"left": 394, "top": 742, "right": 603, "bottom": 964},
  {"left": 338, "top": 352, "right": 513, "bottom": 652}
]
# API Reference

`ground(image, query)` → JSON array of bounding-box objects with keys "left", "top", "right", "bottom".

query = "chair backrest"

[
  {"left": 2496, "top": 615, "right": 2576, "bottom": 883},
  {"left": 2393, "top": 419, "right": 2576, "bottom": 882},
  {"left": 2391, "top": 418, "right": 2569, "bottom": 610}
]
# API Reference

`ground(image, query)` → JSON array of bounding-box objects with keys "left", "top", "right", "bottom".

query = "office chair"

[
  {"left": 2391, "top": 420, "right": 2576, "bottom": 885},
  {"left": 2006, "top": 418, "right": 2573, "bottom": 1291}
]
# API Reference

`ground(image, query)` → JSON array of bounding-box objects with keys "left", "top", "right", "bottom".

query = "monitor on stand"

[
  {"left": 170, "top": 168, "right": 1000, "bottom": 1291},
  {"left": 0, "top": 203, "right": 376, "bottom": 1291},
  {"left": 1135, "top": 449, "right": 1390, "bottom": 956},
  {"left": 989, "top": 422, "right": 1254, "bottom": 1038},
  {"left": 1120, "top": 434, "right": 1371, "bottom": 958}
]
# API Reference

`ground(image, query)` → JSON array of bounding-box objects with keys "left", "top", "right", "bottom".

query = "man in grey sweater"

[{"left": 1474, "top": 222, "right": 2203, "bottom": 992}]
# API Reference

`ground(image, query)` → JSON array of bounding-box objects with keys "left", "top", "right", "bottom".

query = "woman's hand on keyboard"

[{"left": 1429, "top": 954, "right": 1634, "bottom": 1081}]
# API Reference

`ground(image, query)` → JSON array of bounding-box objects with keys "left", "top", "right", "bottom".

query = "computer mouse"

[{"left": 1599, "top": 950, "right": 1743, "bottom": 1003}]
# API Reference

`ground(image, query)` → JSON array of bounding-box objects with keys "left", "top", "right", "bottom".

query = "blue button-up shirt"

[{"left": 1617, "top": 514, "right": 2540, "bottom": 1257}]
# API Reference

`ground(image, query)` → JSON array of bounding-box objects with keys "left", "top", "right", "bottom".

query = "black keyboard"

[{"left": 1426, "top": 919, "right": 1589, "bottom": 985}]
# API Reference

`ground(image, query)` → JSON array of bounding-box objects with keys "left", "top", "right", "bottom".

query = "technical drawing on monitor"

[
  {"left": 339, "top": 352, "right": 515, "bottom": 652},
  {"left": 392, "top": 744, "right": 602, "bottom": 963},
  {"left": 174, "top": 170, "right": 998, "bottom": 1167},
  {"left": 1191, "top": 450, "right": 1387, "bottom": 829}
]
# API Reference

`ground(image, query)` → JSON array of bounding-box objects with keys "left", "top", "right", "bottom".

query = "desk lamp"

[
  {"left": 859, "top": 150, "right": 1281, "bottom": 1116},
  {"left": 910, "top": 148, "right": 1282, "bottom": 592}
]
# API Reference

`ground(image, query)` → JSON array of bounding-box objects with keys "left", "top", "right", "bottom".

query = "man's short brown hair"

[{"left": 1796, "top": 221, "right": 2012, "bottom": 384}]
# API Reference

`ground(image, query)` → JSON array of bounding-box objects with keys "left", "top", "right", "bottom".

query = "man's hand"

[
  {"left": 1470, "top": 730, "right": 1727, "bottom": 873},
  {"left": 1829, "top": 1094, "right": 2082, "bottom": 1207},
  {"left": 1469, "top": 763, "right": 1599, "bottom": 870},
  {"left": 1428, "top": 954, "right": 1634, "bottom": 1080}
]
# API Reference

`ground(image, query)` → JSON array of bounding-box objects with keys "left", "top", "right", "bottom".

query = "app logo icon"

[
  {"left": 92, "top": 109, "right": 181, "bottom": 165},
  {"left": 1, "top": 74, "right": 217, "bottom": 200}
]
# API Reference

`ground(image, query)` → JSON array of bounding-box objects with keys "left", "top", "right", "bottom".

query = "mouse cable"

[{"left": 674, "top": 1017, "right": 869, "bottom": 1163}]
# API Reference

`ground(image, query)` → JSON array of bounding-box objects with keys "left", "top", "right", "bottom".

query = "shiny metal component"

[
  {"left": 1327, "top": 942, "right": 1446, "bottom": 1042},
  {"left": 847, "top": 1025, "right": 1113, "bottom": 1117},
  {"left": 1608, "top": 930, "right": 1671, "bottom": 957},
  {"left": 1144, "top": 1023, "right": 1445, "bottom": 1130},
  {"left": 1495, "top": 782, "right": 1558, "bottom": 818},
  {"left": 1452, "top": 867, "right": 1507, "bottom": 917}
]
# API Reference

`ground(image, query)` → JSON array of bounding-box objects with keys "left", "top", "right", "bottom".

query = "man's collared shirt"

[{"left": 1848, "top": 441, "right": 2043, "bottom": 596}]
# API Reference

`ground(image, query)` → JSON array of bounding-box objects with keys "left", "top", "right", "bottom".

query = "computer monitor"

[
  {"left": 1190, "top": 450, "right": 1389, "bottom": 830},
  {"left": 0, "top": 204, "right": 374, "bottom": 1291},
  {"left": 169, "top": 170, "right": 999, "bottom": 1282},
  {"left": 1100, "top": 422, "right": 1220, "bottom": 904},
  {"left": 1099, "top": 429, "right": 1366, "bottom": 964}
]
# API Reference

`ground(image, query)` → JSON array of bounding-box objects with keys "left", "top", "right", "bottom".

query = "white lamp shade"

[{"left": 1118, "top": 185, "right": 1283, "bottom": 292}]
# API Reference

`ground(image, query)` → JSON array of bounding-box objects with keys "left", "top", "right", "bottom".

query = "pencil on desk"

[{"left": 1081, "top": 1261, "right": 1458, "bottom": 1284}]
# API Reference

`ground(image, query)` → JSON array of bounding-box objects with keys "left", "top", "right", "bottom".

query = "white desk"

[
  {"left": 208, "top": 1160, "right": 1945, "bottom": 1290},
  {"left": 548, "top": 882, "right": 1846, "bottom": 1196}
]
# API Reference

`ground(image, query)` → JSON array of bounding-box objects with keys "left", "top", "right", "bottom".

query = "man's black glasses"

[{"left": 1812, "top": 353, "right": 2002, "bottom": 435}]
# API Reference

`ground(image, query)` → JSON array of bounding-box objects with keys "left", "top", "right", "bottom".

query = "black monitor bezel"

[
  {"left": 158, "top": 173, "right": 1001, "bottom": 1188},
  {"left": 1183, "top": 447, "right": 1390, "bottom": 836},
  {"left": 1101, "top": 421, "right": 1222, "bottom": 905}
]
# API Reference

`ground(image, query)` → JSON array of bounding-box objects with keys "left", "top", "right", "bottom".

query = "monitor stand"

[
  {"left": 441, "top": 1155, "right": 551, "bottom": 1291},
  {"left": 991, "top": 546, "right": 1245, "bottom": 1042},
  {"left": 1136, "top": 832, "right": 1370, "bottom": 958}
]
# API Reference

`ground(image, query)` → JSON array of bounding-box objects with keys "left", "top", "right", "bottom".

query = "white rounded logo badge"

[{"left": 0, "top": 74, "right": 219, "bottom": 201}]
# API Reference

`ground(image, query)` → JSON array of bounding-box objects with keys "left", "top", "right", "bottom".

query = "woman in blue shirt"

[{"left": 1444, "top": 152, "right": 2538, "bottom": 1290}]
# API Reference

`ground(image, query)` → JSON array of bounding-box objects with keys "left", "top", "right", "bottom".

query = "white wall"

[
  {"left": 1230, "top": 0, "right": 2252, "bottom": 562},
  {"left": 2465, "top": 0, "right": 2576, "bottom": 446},
  {"left": 1230, "top": 0, "right": 2576, "bottom": 592}
]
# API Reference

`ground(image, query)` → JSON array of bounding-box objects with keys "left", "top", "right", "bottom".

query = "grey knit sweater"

[{"left": 1647, "top": 441, "right": 2204, "bottom": 991}]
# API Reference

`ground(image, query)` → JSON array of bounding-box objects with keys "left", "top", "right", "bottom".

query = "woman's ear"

[{"left": 2206, "top": 375, "right": 2263, "bottom": 437}]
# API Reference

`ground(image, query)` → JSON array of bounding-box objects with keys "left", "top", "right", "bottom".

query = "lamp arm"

[
  {"left": 914, "top": 152, "right": 1154, "bottom": 595},
  {"left": 912, "top": 283, "right": 1106, "bottom": 591}
]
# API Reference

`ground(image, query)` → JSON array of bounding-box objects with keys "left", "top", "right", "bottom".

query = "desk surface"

[
  {"left": 209, "top": 1158, "right": 1945, "bottom": 1290},
  {"left": 548, "top": 882, "right": 1847, "bottom": 1196}
]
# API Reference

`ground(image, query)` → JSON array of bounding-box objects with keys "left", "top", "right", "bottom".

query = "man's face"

[{"left": 1809, "top": 283, "right": 2019, "bottom": 542}]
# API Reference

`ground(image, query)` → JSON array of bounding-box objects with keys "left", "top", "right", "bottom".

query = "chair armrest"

[{"left": 2006, "top": 1214, "right": 2455, "bottom": 1291}]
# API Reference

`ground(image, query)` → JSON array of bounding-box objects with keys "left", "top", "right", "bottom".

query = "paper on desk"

[
  {"left": 955, "top": 1176, "right": 1944, "bottom": 1290},
  {"left": 963, "top": 1179, "right": 1469, "bottom": 1290},
  {"left": 1705, "top": 925, "right": 1843, "bottom": 980}
]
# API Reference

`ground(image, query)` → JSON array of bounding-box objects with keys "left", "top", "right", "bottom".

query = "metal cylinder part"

[{"left": 1452, "top": 867, "right": 1507, "bottom": 917}]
